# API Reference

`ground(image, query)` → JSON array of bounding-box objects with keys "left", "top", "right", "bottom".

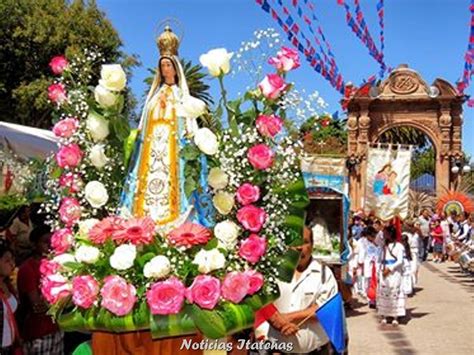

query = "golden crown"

[{"left": 157, "top": 25, "right": 180, "bottom": 56}]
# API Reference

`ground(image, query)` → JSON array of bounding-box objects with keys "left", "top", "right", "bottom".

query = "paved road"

[{"left": 347, "top": 261, "right": 474, "bottom": 355}]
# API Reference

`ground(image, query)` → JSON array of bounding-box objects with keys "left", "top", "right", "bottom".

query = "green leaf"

[
  {"left": 181, "top": 145, "right": 200, "bottom": 161},
  {"left": 115, "top": 95, "right": 125, "bottom": 113},
  {"left": 137, "top": 252, "right": 156, "bottom": 268},
  {"left": 63, "top": 261, "right": 83, "bottom": 271},
  {"left": 111, "top": 115, "right": 130, "bottom": 142},
  {"left": 123, "top": 129, "right": 139, "bottom": 167},
  {"left": 184, "top": 176, "right": 197, "bottom": 199},
  {"left": 204, "top": 238, "right": 218, "bottom": 250},
  {"left": 51, "top": 167, "right": 62, "bottom": 179}
]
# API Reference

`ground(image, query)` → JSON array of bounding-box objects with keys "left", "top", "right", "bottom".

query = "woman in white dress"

[
  {"left": 377, "top": 225, "right": 406, "bottom": 326},
  {"left": 401, "top": 234, "right": 413, "bottom": 296},
  {"left": 406, "top": 223, "right": 421, "bottom": 287}
]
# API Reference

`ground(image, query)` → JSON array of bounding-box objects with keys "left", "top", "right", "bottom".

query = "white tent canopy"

[{"left": 0, "top": 121, "right": 58, "bottom": 160}]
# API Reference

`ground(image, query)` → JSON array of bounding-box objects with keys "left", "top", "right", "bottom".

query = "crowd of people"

[
  {"left": 0, "top": 206, "right": 89, "bottom": 355},
  {"left": 0, "top": 203, "right": 472, "bottom": 354},
  {"left": 346, "top": 209, "right": 474, "bottom": 326}
]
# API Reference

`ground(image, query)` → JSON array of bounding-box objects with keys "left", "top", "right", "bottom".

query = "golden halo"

[{"left": 155, "top": 18, "right": 184, "bottom": 45}]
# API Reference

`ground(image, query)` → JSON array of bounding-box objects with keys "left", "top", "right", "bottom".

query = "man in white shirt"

[
  {"left": 262, "top": 226, "right": 339, "bottom": 354},
  {"left": 454, "top": 212, "right": 471, "bottom": 244}
]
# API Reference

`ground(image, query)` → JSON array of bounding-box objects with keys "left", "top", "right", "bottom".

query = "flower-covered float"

[{"left": 40, "top": 28, "right": 309, "bottom": 339}]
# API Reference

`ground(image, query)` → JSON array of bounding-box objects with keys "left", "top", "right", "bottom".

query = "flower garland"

[{"left": 41, "top": 45, "right": 309, "bottom": 339}]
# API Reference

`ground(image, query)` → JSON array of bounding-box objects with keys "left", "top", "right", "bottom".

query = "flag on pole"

[{"left": 315, "top": 292, "right": 347, "bottom": 354}]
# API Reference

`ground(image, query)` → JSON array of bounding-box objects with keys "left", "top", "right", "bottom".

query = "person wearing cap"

[{"left": 430, "top": 215, "right": 444, "bottom": 263}]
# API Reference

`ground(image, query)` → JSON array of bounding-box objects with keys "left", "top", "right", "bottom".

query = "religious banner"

[{"left": 365, "top": 146, "right": 412, "bottom": 220}]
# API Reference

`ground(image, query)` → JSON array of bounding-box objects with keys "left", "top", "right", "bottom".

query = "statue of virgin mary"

[{"left": 120, "top": 26, "right": 207, "bottom": 232}]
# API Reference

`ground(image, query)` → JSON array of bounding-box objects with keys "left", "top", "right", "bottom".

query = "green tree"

[
  {"left": 0, "top": 0, "right": 138, "bottom": 128},
  {"left": 410, "top": 147, "right": 435, "bottom": 180},
  {"left": 379, "top": 127, "right": 429, "bottom": 149}
]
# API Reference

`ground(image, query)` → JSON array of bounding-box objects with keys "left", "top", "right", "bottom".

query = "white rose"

[
  {"left": 199, "top": 48, "right": 234, "bottom": 77},
  {"left": 178, "top": 95, "right": 206, "bottom": 119},
  {"left": 110, "top": 244, "right": 136, "bottom": 270},
  {"left": 208, "top": 167, "right": 228, "bottom": 190},
  {"left": 94, "top": 84, "right": 118, "bottom": 108},
  {"left": 86, "top": 112, "right": 109, "bottom": 142},
  {"left": 143, "top": 255, "right": 171, "bottom": 279},
  {"left": 75, "top": 245, "right": 100, "bottom": 264},
  {"left": 78, "top": 218, "right": 99, "bottom": 237},
  {"left": 213, "top": 191, "right": 235, "bottom": 215},
  {"left": 192, "top": 248, "right": 226, "bottom": 274},
  {"left": 52, "top": 253, "right": 76, "bottom": 266},
  {"left": 89, "top": 144, "right": 109, "bottom": 169},
  {"left": 99, "top": 64, "right": 127, "bottom": 92},
  {"left": 84, "top": 181, "right": 109, "bottom": 208},
  {"left": 214, "top": 220, "right": 239, "bottom": 249},
  {"left": 194, "top": 128, "right": 218, "bottom": 155}
]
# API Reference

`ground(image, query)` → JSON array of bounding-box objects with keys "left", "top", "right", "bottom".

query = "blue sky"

[{"left": 96, "top": 0, "right": 473, "bottom": 156}]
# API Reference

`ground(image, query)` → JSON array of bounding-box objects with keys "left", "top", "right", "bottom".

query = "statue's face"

[{"left": 160, "top": 58, "right": 176, "bottom": 82}]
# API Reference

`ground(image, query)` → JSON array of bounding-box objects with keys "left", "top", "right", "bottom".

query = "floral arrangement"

[{"left": 40, "top": 45, "right": 309, "bottom": 339}]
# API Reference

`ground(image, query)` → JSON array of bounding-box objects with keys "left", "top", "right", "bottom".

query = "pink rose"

[
  {"left": 221, "top": 272, "right": 249, "bottom": 304},
  {"left": 41, "top": 273, "right": 71, "bottom": 304},
  {"left": 185, "top": 275, "right": 221, "bottom": 310},
  {"left": 146, "top": 277, "right": 186, "bottom": 315},
  {"left": 39, "top": 259, "right": 60, "bottom": 277},
  {"left": 72, "top": 275, "right": 99, "bottom": 309},
  {"left": 53, "top": 117, "right": 79, "bottom": 138},
  {"left": 59, "top": 173, "right": 82, "bottom": 193},
  {"left": 239, "top": 234, "right": 267, "bottom": 264},
  {"left": 237, "top": 205, "right": 267, "bottom": 232},
  {"left": 268, "top": 46, "right": 300, "bottom": 72},
  {"left": 258, "top": 74, "right": 287, "bottom": 100},
  {"left": 100, "top": 275, "right": 137, "bottom": 316},
  {"left": 247, "top": 144, "right": 274, "bottom": 170},
  {"left": 56, "top": 143, "right": 83, "bottom": 168},
  {"left": 244, "top": 270, "right": 264, "bottom": 295},
  {"left": 51, "top": 228, "right": 74, "bottom": 254},
  {"left": 236, "top": 183, "right": 260, "bottom": 206},
  {"left": 256, "top": 114, "right": 283, "bottom": 138},
  {"left": 48, "top": 83, "right": 67, "bottom": 104},
  {"left": 58, "top": 197, "right": 82, "bottom": 227},
  {"left": 49, "top": 55, "right": 69, "bottom": 75}
]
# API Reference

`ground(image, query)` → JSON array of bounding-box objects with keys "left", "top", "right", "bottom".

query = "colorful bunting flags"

[
  {"left": 457, "top": 0, "right": 474, "bottom": 104},
  {"left": 336, "top": 0, "right": 387, "bottom": 74}
]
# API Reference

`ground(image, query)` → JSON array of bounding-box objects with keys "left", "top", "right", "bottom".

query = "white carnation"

[
  {"left": 143, "top": 255, "right": 171, "bottom": 279},
  {"left": 110, "top": 244, "right": 136, "bottom": 270},
  {"left": 89, "top": 144, "right": 109, "bottom": 169},
  {"left": 78, "top": 218, "right": 99, "bottom": 238},
  {"left": 214, "top": 220, "right": 239, "bottom": 249},
  {"left": 199, "top": 48, "right": 234, "bottom": 77},
  {"left": 194, "top": 128, "right": 218, "bottom": 155},
  {"left": 94, "top": 84, "right": 118, "bottom": 107},
  {"left": 75, "top": 245, "right": 100, "bottom": 264},
  {"left": 86, "top": 112, "right": 109, "bottom": 142},
  {"left": 99, "top": 64, "right": 127, "bottom": 92},
  {"left": 84, "top": 181, "right": 109, "bottom": 208},
  {"left": 208, "top": 167, "right": 228, "bottom": 190},
  {"left": 192, "top": 248, "right": 226, "bottom": 274}
]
